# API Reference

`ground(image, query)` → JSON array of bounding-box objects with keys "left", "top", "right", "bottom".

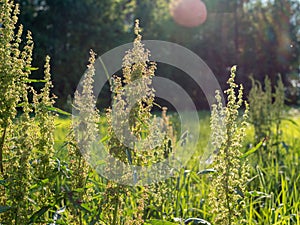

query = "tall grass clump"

[
  {"left": 248, "top": 76, "right": 285, "bottom": 163},
  {"left": 208, "top": 66, "right": 250, "bottom": 225},
  {"left": 247, "top": 77, "right": 299, "bottom": 224}
]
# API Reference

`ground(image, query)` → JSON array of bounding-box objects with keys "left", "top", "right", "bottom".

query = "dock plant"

[
  {"left": 248, "top": 75, "right": 285, "bottom": 164},
  {"left": 208, "top": 66, "right": 250, "bottom": 225}
]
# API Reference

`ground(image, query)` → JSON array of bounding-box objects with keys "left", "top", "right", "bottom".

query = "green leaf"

[
  {"left": 241, "top": 140, "right": 264, "bottom": 159},
  {"left": 73, "top": 187, "right": 85, "bottom": 192},
  {"left": 197, "top": 169, "right": 216, "bottom": 175},
  {"left": 185, "top": 218, "right": 211, "bottom": 224},
  {"left": 245, "top": 191, "right": 271, "bottom": 198},
  {"left": 29, "top": 205, "right": 51, "bottom": 222},
  {"left": 24, "top": 66, "right": 39, "bottom": 71},
  {"left": 24, "top": 79, "right": 46, "bottom": 83},
  {"left": 46, "top": 106, "right": 71, "bottom": 116},
  {"left": 99, "top": 135, "right": 109, "bottom": 143},
  {"left": 145, "top": 219, "right": 179, "bottom": 225},
  {"left": 0, "top": 205, "right": 11, "bottom": 214},
  {"left": 29, "top": 178, "right": 50, "bottom": 190},
  {"left": 29, "top": 183, "right": 38, "bottom": 189},
  {"left": 41, "top": 178, "right": 49, "bottom": 184},
  {"left": 282, "top": 118, "right": 299, "bottom": 127},
  {"left": 16, "top": 102, "right": 25, "bottom": 107},
  {"left": 79, "top": 203, "right": 92, "bottom": 212}
]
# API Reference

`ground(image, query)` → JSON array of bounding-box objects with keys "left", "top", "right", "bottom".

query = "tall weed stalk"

[{"left": 208, "top": 66, "right": 250, "bottom": 225}]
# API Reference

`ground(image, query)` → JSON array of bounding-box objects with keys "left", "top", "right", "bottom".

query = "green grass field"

[{"left": 51, "top": 110, "right": 300, "bottom": 224}]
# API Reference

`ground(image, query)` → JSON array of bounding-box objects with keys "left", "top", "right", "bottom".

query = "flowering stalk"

[
  {"left": 209, "top": 66, "right": 250, "bottom": 225},
  {"left": 0, "top": 1, "right": 36, "bottom": 223},
  {"left": 67, "top": 50, "right": 99, "bottom": 224}
]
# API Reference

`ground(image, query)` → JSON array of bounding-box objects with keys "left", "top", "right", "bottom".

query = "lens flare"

[{"left": 170, "top": 0, "right": 207, "bottom": 27}]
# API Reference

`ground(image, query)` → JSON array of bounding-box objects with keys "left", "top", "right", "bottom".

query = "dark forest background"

[{"left": 15, "top": 0, "right": 300, "bottom": 110}]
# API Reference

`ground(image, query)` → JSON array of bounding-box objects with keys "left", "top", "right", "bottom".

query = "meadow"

[
  {"left": 1, "top": 1, "right": 300, "bottom": 224},
  {"left": 51, "top": 109, "right": 300, "bottom": 224}
]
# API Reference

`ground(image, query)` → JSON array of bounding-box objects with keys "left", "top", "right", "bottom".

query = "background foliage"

[{"left": 14, "top": 0, "right": 300, "bottom": 110}]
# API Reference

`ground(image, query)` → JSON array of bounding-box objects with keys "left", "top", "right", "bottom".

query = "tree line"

[{"left": 15, "top": 0, "right": 300, "bottom": 110}]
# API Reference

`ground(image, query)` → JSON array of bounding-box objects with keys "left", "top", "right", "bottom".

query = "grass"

[{"left": 51, "top": 109, "right": 300, "bottom": 224}]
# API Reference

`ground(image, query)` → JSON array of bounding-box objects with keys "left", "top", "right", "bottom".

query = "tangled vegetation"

[{"left": 0, "top": 1, "right": 299, "bottom": 224}]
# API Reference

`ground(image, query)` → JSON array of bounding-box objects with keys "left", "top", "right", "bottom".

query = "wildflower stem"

[
  {"left": 224, "top": 145, "right": 232, "bottom": 225},
  {"left": 112, "top": 191, "right": 119, "bottom": 225},
  {"left": 209, "top": 66, "right": 249, "bottom": 225},
  {"left": 0, "top": 126, "right": 7, "bottom": 174}
]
